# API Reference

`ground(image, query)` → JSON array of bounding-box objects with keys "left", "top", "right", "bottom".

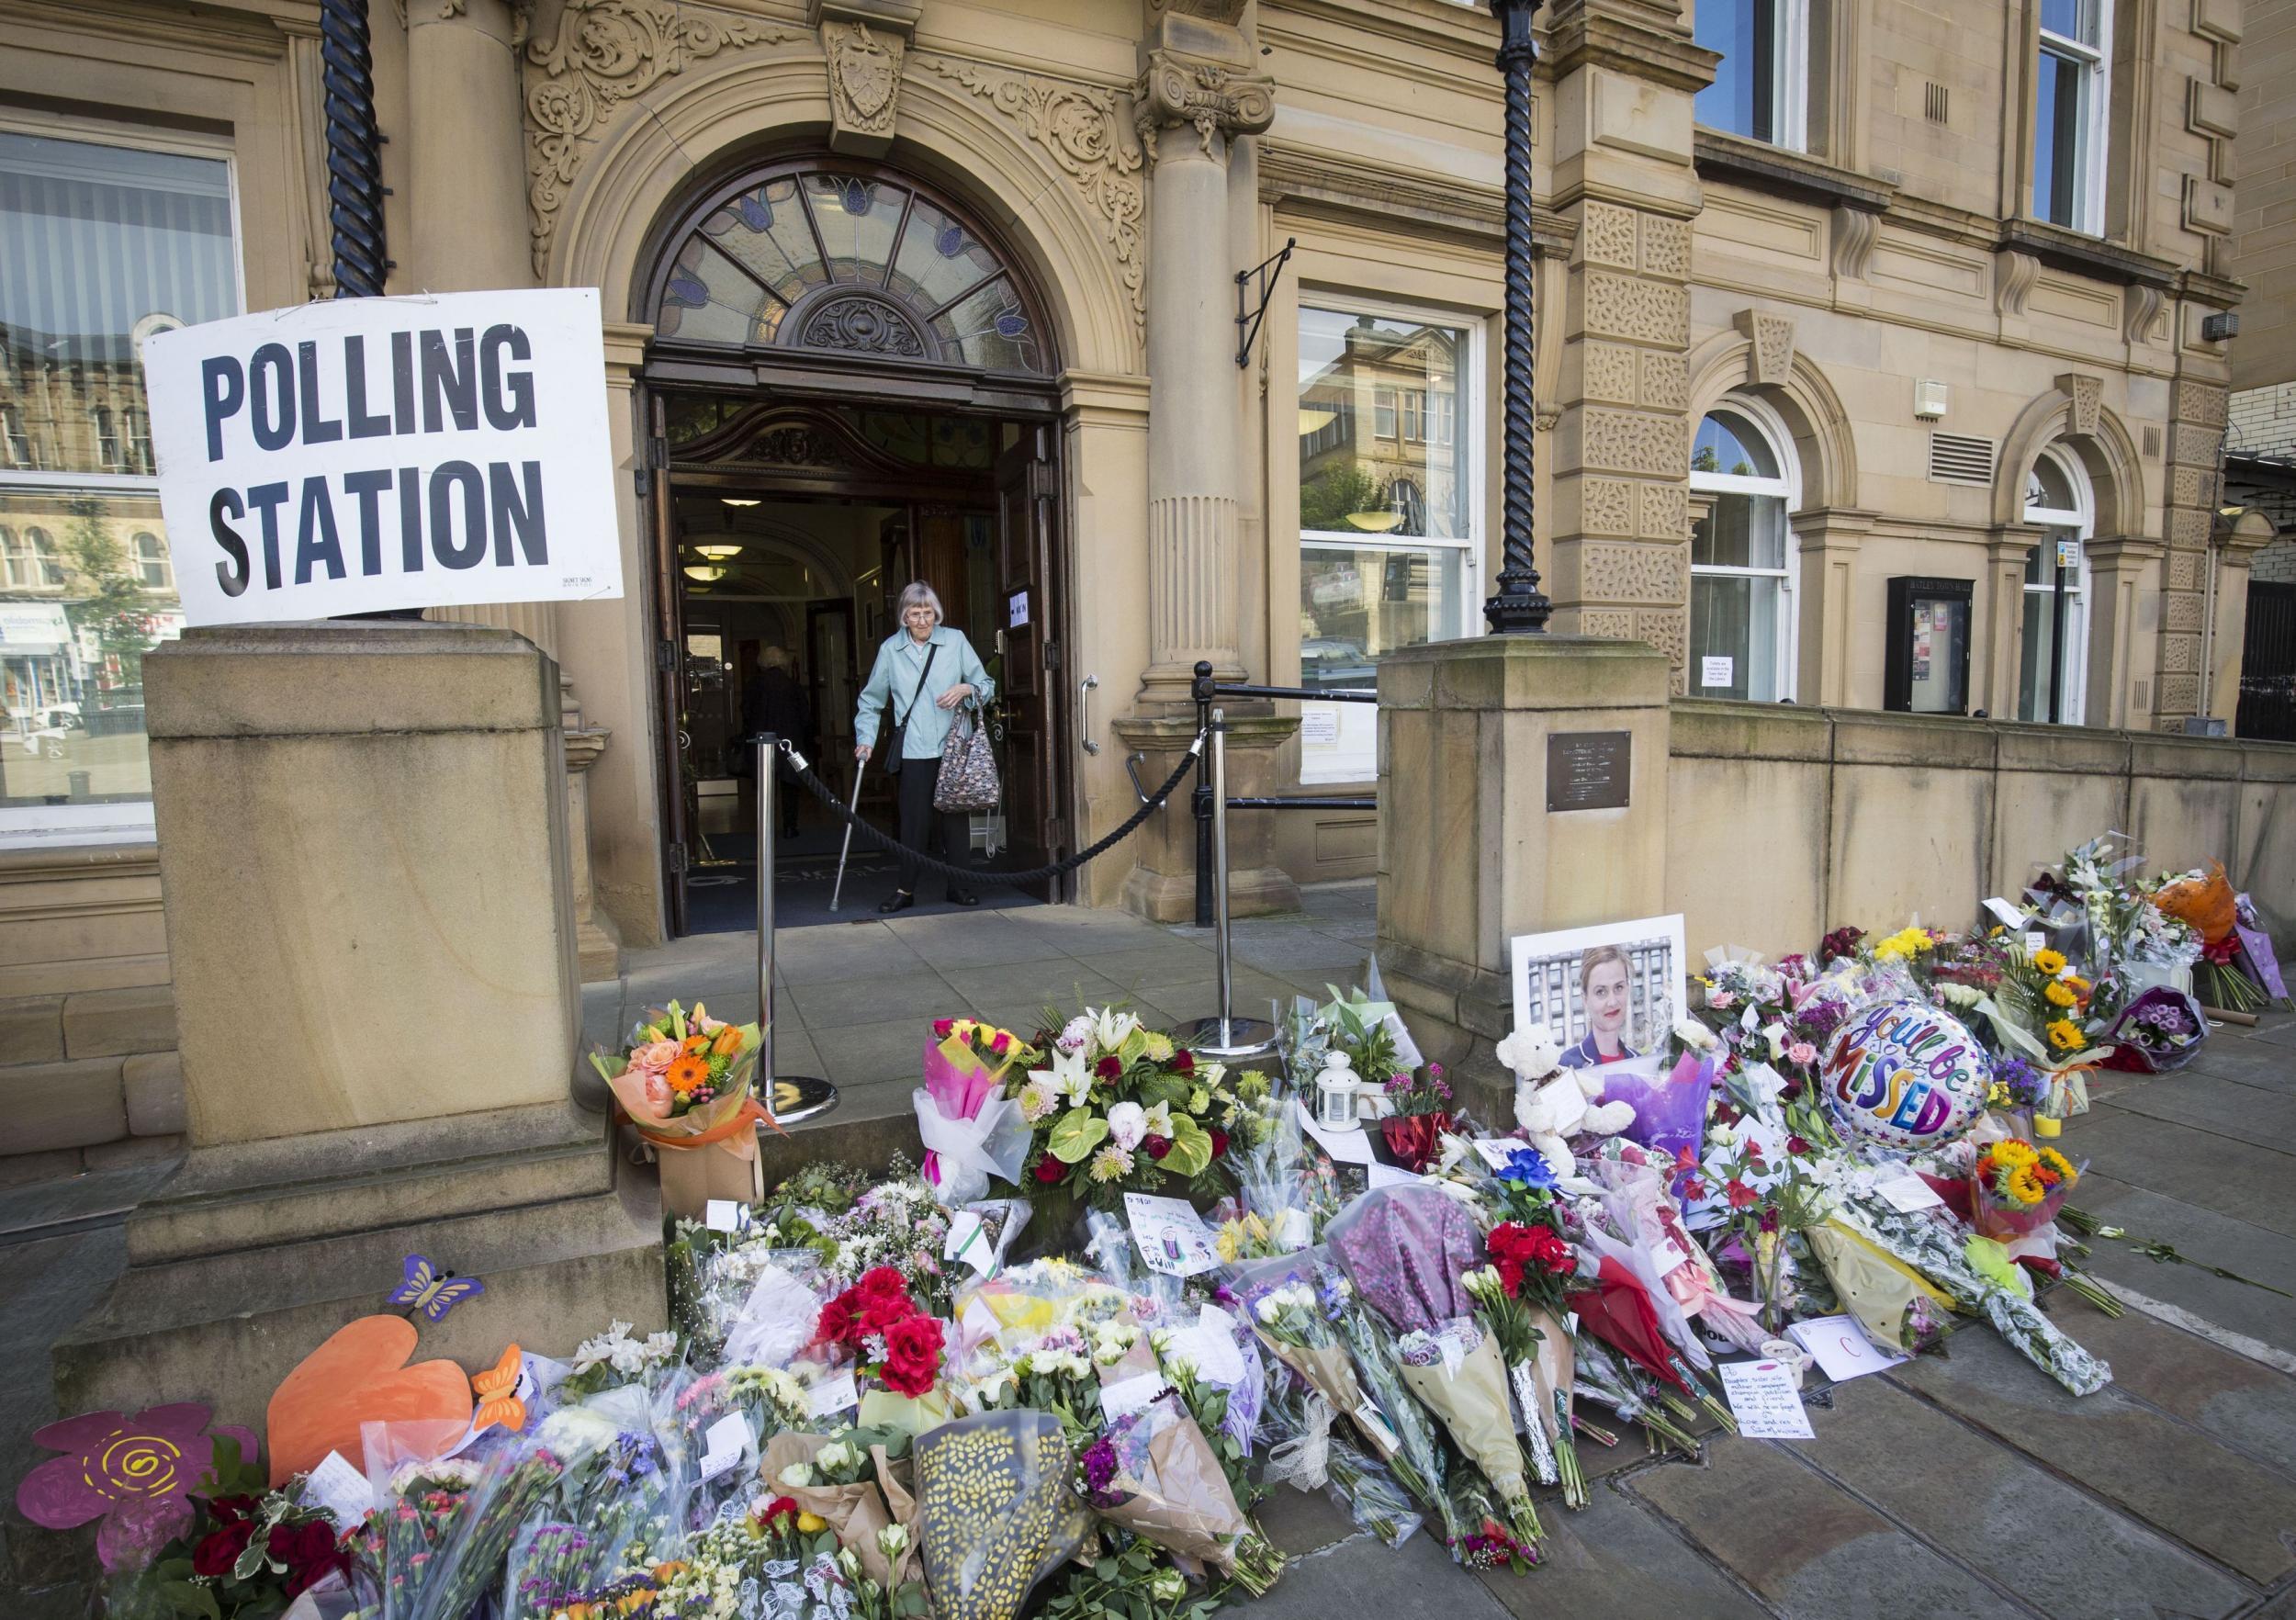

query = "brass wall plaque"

[{"left": 1547, "top": 730, "right": 1631, "bottom": 812}]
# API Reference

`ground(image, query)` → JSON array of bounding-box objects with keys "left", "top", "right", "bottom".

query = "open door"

[
  {"left": 995, "top": 422, "right": 1065, "bottom": 894},
  {"left": 647, "top": 393, "right": 691, "bottom": 936}
]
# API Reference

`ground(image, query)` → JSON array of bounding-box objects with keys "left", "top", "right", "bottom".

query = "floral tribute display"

[{"left": 70, "top": 828, "right": 2291, "bottom": 1617}]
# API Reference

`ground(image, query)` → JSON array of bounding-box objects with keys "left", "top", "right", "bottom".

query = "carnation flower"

[
  {"left": 1672, "top": 1018, "right": 1718, "bottom": 1053},
  {"left": 1087, "top": 1144, "right": 1134, "bottom": 1184}
]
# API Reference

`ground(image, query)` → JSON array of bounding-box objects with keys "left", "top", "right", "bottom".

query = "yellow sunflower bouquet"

[{"left": 1970, "top": 1138, "right": 2079, "bottom": 1240}]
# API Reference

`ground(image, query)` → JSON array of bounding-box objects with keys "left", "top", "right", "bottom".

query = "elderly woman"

[{"left": 854, "top": 581, "right": 996, "bottom": 914}]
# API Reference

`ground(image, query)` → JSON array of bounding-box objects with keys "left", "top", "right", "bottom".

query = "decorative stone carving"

[
  {"left": 2167, "top": 508, "right": 2212, "bottom": 549},
  {"left": 2172, "top": 422, "right": 2223, "bottom": 466},
  {"left": 2156, "top": 633, "right": 2199, "bottom": 672},
  {"left": 2166, "top": 547, "right": 2202, "bottom": 589},
  {"left": 2168, "top": 466, "right": 2209, "bottom": 508},
  {"left": 1579, "top": 542, "right": 1690, "bottom": 603},
  {"left": 1139, "top": 52, "right": 1274, "bottom": 150},
  {"left": 2122, "top": 283, "right": 2165, "bottom": 344},
  {"left": 745, "top": 425, "right": 849, "bottom": 468},
  {"left": 1830, "top": 205, "right": 1879, "bottom": 282},
  {"left": 524, "top": 1, "right": 798, "bottom": 276},
  {"left": 1638, "top": 481, "right": 1690, "bottom": 541},
  {"left": 1634, "top": 607, "right": 1688, "bottom": 671},
  {"left": 1582, "top": 341, "right": 1638, "bottom": 405},
  {"left": 2163, "top": 591, "right": 2206, "bottom": 633},
  {"left": 799, "top": 291, "right": 929, "bottom": 356},
  {"left": 1639, "top": 351, "right": 1689, "bottom": 411},
  {"left": 1581, "top": 201, "right": 1637, "bottom": 268},
  {"left": 823, "top": 20, "right": 903, "bottom": 151},
  {"left": 1581, "top": 608, "right": 1635, "bottom": 639},
  {"left": 1737, "top": 309, "right": 1795, "bottom": 386},
  {"left": 1994, "top": 249, "right": 2041, "bottom": 317},
  {"left": 1585, "top": 274, "right": 1690, "bottom": 346},
  {"left": 1580, "top": 478, "right": 1637, "bottom": 536},
  {"left": 2172, "top": 378, "right": 2228, "bottom": 428},
  {"left": 2055, "top": 372, "right": 2103, "bottom": 437},
  {"left": 1638, "top": 215, "right": 1693, "bottom": 282},
  {"left": 1581, "top": 409, "right": 1683, "bottom": 478},
  {"left": 2155, "top": 672, "right": 2201, "bottom": 714},
  {"left": 921, "top": 56, "right": 1148, "bottom": 334}
]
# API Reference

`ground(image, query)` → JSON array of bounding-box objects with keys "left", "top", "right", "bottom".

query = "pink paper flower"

[{"left": 17, "top": 1404, "right": 260, "bottom": 1572}]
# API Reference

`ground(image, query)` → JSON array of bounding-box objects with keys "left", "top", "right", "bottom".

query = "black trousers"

[{"left": 894, "top": 759, "right": 971, "bottom": 894}]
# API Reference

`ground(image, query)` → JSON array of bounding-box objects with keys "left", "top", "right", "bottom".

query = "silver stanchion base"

[
  {"left": 763, "top": 1074, "right": 839, "bottom": 1125},
  {"left": 1167, "top": 1015, "right": 1279, "bottom": 1062}
]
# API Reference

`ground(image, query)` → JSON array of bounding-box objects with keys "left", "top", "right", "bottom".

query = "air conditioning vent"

[{"left": 1929, "top": 432, "right": 1998, "bottom": 485}]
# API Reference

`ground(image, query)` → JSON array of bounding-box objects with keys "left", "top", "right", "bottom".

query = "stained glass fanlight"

[{"left": 652, "top": 166, "right": 1048, "bottom": 376}]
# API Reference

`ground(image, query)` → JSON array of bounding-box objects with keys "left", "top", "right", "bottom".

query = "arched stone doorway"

[{"left": 636, "top": 155, "right": 1070, "bottom": 932}]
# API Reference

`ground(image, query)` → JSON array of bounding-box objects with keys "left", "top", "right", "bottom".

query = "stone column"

[
  {"left": 558, "top": 681, "right": 624, "bottom": 982},
  {"left": 1541, "top": 8, "right": 1712, "bottom": 691},
  {"left": 2212, "top": 509, "right": 2277, "bottom": 728},
  {"left": 402, "top": 0, "right": 533, "bottom": 295},
  {"left": 1981, "top": 524, "right": 2043, "bottom": 719},
  {"left": 1135, "top": 4, "right": 1273, "bottom": 704},
  {"left": 1790, "top": 507, "right": 1875, "bottom": 707},
  {"left": 2155, "top": 377, "right": 2229, "bottom": 726},
  {"left": 2081, "top": 535, "right": 2166, "bottom": 729}
]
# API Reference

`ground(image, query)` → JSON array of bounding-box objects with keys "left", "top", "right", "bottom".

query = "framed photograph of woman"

[{"left": 1508, "top": 915, "right": 1689, "bottom": 1071}]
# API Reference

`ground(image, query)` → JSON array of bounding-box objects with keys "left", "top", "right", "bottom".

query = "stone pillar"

[
  {"left": 402, "top": 0, "right": 533, "bottom": 295},
  {"left": 2212, "top": 509, "right": 2278, "bottom": 728},
  {"left": 2155, "top": 377, "right": 2229, "bottom": 726},
  {"left": 1135, "top": 3, "right": 1273, "bottom": 704},
  {"left": 1541, "top": 9, "right": 1711, "bottom": 690},
  {"left": 1377, "top": 636, "right": 1672, "bottom": 1108},
  {"left": 2082, "top": 535, "right": 2166, "bottom": 729},
  {"left": 1981, "top": 524, "right": 2043, "bottom": 719},
  {"left": 559, "top": 681, "right": 624, "bottom": 982},
  {"left": 1790, "top": 507, "right": 1875, "bottom": 707}
]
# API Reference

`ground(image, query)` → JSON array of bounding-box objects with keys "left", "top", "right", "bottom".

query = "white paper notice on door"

[{"left": 1700, "top": 656, "right": 1735, "bottom": 690}]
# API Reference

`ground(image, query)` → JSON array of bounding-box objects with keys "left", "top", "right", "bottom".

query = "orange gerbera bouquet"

[
  {"left": 592, "top": 999, "right": 771, "bottom": 1158},
  {"left": 1970, "top": 1138, "right": 2079, "bottom": 1240}
]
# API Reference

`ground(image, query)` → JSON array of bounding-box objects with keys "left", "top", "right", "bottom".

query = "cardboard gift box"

[{"left": 657, "top": 1138, "right": 763, "bottom": 1219}]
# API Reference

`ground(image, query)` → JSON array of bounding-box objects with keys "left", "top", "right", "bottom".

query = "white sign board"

[
  {"left": 1699, "top": 655, "right": 1734, "bottom": 690},
  {"left": 143, "top": 288, "right": 624, "bottom": 625}
]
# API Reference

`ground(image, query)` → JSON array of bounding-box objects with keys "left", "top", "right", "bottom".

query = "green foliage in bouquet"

[
  {"left": 111, "top": 1438, "right": 349, "bottom": 1620},
  {"left": 1040, "top": 1537, "right": 1224, "bottom": 1620}
]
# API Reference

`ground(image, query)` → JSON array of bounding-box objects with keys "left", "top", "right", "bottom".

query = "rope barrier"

[{"left": 776, "top": 732, "right": 1206, "bottom": 889}]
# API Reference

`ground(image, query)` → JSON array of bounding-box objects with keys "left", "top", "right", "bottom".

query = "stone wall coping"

[
  {"left": 1379, "top": 636, "right": 1673, "bottom": 712},
  {"left": 147, "top": 622, "right": 561, "bottom": 740},
  {"left": 1667, "top": 696, "right": 2296, "bottom": 781},
  {"left": 0, "top": 842, "right": 161, "bottom": 878}
]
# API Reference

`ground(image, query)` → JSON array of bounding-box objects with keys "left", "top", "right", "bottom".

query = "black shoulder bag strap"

[{"left": 884, "top": 641, "right": 940, "bottom": 777}]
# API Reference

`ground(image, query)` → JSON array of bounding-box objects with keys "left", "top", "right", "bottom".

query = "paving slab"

[
  {"left": 1885, "top": 1321, "right": 2296, "bottom": 1584},
  {"left": 1474, "top": 1478, "right": 1771, "bottom": 1620},
  {"left": 2101, "top": 1072, "right": 2296, "bottom": 1149},
  {"left": 1625, "top": 1436, "right": 2028, "bottom": 1617},
  {"left": 2054, "top": 1110, "right": 2296, "bottom": 1240},
  {"left": 770, "top": 925, "right": 932, "bottom": 987},
  {"left": 811, "top": 1016, "right": 944, "bottom": 1089},
  {"left": 1784, "top": 1370, "right": 2253, "bottom": 1617},
  {"left": 937, "top": 960, "right": 1130, "bottom": 1014},
  {"left": 1254, "top": 1480, "right": 1358, "bottom": 1558},
  {"left": 2183, "top": 1034, "right": 2296, "bottom": 1095},
  {"left": 2063, "top": 1174, "right": 2296, "bottom": 1349},
  {"left": 786, "top": 968, "right": 954, "bottom": 1030},
  {"left": 2036, "top": 1290, "right": 2296, "bottom": 1468},
  {"left": 1224, "top": 1511, "right": 1506, "bottom": 1619}
]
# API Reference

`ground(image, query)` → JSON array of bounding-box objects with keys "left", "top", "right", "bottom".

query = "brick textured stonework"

[
  {"left": 1638, "top": 481, "right": 1690, "bottom": 541},
  {"left": 2253, "top": 536, "right": 2296, "bottom": 584},
  {"left": 2167, "top": 549, "right": 2202, "bottom": 590},
  {"left": 2229, "top": 382, "right": 2296, "bottom": 455},
  {"left": 1581, "top": 478, "right": 1637, "bottom": 535},
  {"left": 1581, "top": 608, "right": 1636, "bottom": 638},
  {"left": 1638, "top": 215, "right": 1693, "bottom": 281},
  {"left": 2163, "top": 591, "right": 2207, "bottom": 633},
  {"left": 1582, "top": 201, "right": 1637, "bottom": 267},
  {"left": 1583, "top": 341, "right": 1638, "bottom": 403},
  {"left": 2157, "top": 632, "right": 2200, "bottom": 672},
  {"left": 2155, "top": 672, "right": 2202, "bottom": 713},
  {"left": 1580, "top": 542, "right": 1690, "bottom": 602},
  {"left": 1582, "top": 409, "right": 1684, "bottom": 477},
  {"left": 1640, "top": 351, "right": 1689, "bottom": 411}
]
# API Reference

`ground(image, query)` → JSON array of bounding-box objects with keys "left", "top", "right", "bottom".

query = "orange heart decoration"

[{"left": 265, "top": 1315, "right": 472, "bottom": 1486}]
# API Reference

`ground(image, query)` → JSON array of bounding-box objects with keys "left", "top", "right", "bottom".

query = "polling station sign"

[{"left": 144, "top": 288, "right": 624, "bottom": 625}]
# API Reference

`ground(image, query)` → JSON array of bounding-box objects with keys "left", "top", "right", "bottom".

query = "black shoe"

[
  {"left": 944, "top": 887, "right": 981, "bottom": 907},
  {"left": 878, "top": 890, "right": 915, "bottom": 914}
]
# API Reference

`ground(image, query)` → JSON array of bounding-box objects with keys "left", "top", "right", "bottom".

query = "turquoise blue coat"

[{"left": 854, "top": 625, "right": 995, "bottom": 765}]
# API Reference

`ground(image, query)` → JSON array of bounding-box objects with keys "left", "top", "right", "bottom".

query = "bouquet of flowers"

[
  {"left": 505, "top": 1396, "right": 683, "bottom": 1618},
  {"left": 1470, "top": 1222, "right": 1586, "bottom": 1507},
  {"left": 2155, "top": 862, "right": 2291, "bottom": 1014},
  {"left": 109, "top": 1437, "right": 354, "bottom": 1620},
  {"left": 356, "top": 1435, "right": 482, "bottom": 1620},
  {"left": 816, "top": 1268, "right": 946, "bottom": 1400},
  {"left": 1225, "top": 1255, "right": 1400, "bottom": 1465},
  {"left": 1969, "top": 1139, "right": 2079, "bottom": 1241},
  {"left": 912, "top": 1411, "right": 1094, "bottom": 1620},
  {"left": 1010, "top": 1006, "right": 1272, "bottom": 1209},
  {"left": 917, "top": 1018, "right": 1039, "bottom": 1207},
  {"left": 593, "top": 999, "right": 772, "bottom": 1155},
  {"left": 1076, "top": 1389, "right": 1284, "bottom": 1593},
  {"left": 558, "top": 1320, "right": 681, "bottom": 1401},
  {"left": 674, "top": 1362, "right": 812, "bottom": 1531},
  {"left": 1255, "top": 1381, "right": 1423, "bottom": 1548},
  {"left": 1379, "top": 1062, "right": 1456, "bottom": 1172},
  {"left": 2099, "top": 985, "right": 2207, "bottom": 1074}
]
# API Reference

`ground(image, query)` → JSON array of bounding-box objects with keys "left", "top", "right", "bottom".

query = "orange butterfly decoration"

[{"left": 470, "top": 1344, "right": 527, "bottom": 1434}]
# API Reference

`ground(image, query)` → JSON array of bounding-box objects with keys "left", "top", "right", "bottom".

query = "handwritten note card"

[{"left": 1717, "top": 1359, "right": 1816, "bottom": 1439}]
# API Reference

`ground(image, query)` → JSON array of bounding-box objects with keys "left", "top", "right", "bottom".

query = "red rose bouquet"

[{"left": 818, "top": 1268, "right": 946, "bottom": 1399}]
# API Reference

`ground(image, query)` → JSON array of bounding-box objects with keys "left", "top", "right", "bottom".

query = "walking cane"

[{"left": 827, "top": 753, "right": 868, "bottom": 914}]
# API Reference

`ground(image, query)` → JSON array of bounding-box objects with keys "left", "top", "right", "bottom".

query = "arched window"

[
  {"left": 2019, "top": 445, "right": 2092, "bottom": 724},
  {"left": 133, "top": 532, "right": 170, "bottom": 590},
  {"left": 27, "top": 526, "right": 62, "bottom": 586},
  {"left": 648, "top": 164, "right": 1052, "bottom": 376},
  {"left": 0, "top": 526, "right": 22, "bottom": 588},
  {"left": 1689, "top": 401, "right": 1798, "bottom": 701}
]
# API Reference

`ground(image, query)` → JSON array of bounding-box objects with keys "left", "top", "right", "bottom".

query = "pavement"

[{"left": 5, "top": 882, "right": 2296, "bottom": 1619}]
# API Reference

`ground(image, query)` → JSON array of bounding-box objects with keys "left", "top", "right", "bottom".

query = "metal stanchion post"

[
  {"left": 757, "top": 735, "right": 837, "bottom": 1125},
  {"left": 1171, "top": 710, "right": 1276, "bottom": 1060}
]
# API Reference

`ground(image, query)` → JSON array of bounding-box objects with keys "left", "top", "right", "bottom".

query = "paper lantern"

[{"left": 1820, "top": 999, "right": 1990, "bottom": 1152}]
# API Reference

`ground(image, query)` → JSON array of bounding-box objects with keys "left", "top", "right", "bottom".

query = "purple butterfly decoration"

[{"left": 388, "top": 1254, "right": 485, "bottom": 1323}]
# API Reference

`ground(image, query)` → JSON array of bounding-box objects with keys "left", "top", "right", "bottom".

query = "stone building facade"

[{"left": 0, "top": 0, "right": 2267, "bottom": 1150}]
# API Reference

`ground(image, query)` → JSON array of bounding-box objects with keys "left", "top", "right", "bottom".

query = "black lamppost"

[
  {"left": 1484, "top": 0, "right": 1553, "bottom": 635},
  {"left": 319, "top": 0, "right": 388, "bottom": 298}
]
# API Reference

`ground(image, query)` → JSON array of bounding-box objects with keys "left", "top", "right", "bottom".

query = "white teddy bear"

[{"left": 1496, "top": 1022, "right": 1636, "bottom": 1182}]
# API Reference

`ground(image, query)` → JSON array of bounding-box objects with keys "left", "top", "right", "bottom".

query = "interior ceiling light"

[
  {"left": 693, "top": 544, "right": 742, "bottom": 559},
  {"left": 721, "top": 497, "right": 761, "bottom": 508},
  {"left": 1345, "top": 510, "right": 1403, "bottom": 533},
  {"left": 682, "top": 564, "right": 728, "bottom": 582},
  {"left": 1299, "top": 406, "right": 1338, "bottom": 435}
]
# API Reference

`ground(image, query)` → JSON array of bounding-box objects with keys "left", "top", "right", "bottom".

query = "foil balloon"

[{"left": 1820, "top": 999, "right": 1990, "bottom": 1151}]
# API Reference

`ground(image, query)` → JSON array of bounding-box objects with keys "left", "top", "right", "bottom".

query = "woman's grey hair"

[{"left": 896, "top": 580, "right": 943, "bottom": 624}]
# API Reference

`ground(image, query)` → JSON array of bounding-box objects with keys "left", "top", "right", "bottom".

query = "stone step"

[{"left": 127, "top": 1099, "right": 613, "bottom": 1265}]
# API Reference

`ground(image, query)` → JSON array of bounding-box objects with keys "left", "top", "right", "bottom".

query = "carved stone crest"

[{"left": 825, "top": 20, "right": 904, "bottom": 152}]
